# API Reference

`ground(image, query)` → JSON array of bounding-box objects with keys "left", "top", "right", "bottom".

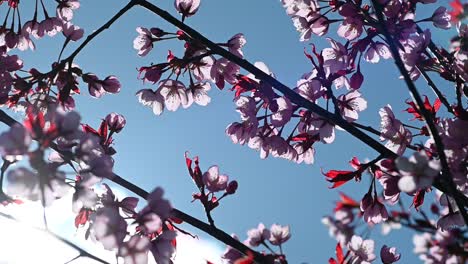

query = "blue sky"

[{"left": 1, "top": 0, "right": 458, "bottom": 263}]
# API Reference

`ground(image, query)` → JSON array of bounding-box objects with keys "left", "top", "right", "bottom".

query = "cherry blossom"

[
  {"left": 118, "top": 235, "right": 151, "bottom": 264},
  {"left": 337, "top": 90, "right": 367, "bottom": 122},
  {"left": 105, "top": 112, "right": 126, "bottom": 133},
  {"left": 395, "top": 151, "right": 441, "bottom": 193},
  {"left": 174, "top": 0, "right": 201, "bottom": 18},
  {"left": 136, "top": 89, "right": 165, "bottom": 116},
  {"left": 202, "top": 165, "right": 229, "bottom": 192},
  {"left": 62, "top": 22, "right": 84, "bottom": 41},
  {"left": 431, "top": 7, "right": 452, "bottom": 29},
  {"left": 227, "top": 33, "right": 246, "bottom": 58},
  {"left": 56, "top": 0, "right": 80, "bottom": 21},
  {"left": 0, "top": 124, "right": 31, "bottom": 160},
  {"left": 379, "top": 105, "right": 412, "bottom": 155},
  {"left": 348, "top": 235, "right": 376, "bottom": 264},
  {"left": 380, "top": 245, "right": 401, "bottom": 264},
  {"left": 133, "top": 27, "right": 154, "bottom": 57},
  {"left": 268, "top": 224, "right": 291, "bottom": 246},
  {"left": 245, "top": 223, "right": 270, "bottom": 247},
  {"left": 92, "top": 207, "right": 128, "bottom": 250}
]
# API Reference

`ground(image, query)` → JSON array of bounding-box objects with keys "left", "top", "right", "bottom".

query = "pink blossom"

[
  {"left": 133, "top": 27, "right": 153, "bottom": 57},
  {"left": 62, "top": 22, "right": 84, "bottom": 41},
  {"left": 396, "top": 151, "right": 440, "bottom": 193},
  {"left": 105, "top": 112, "right": 126, "bottom": 133},
  {"left": 380, "top": 245, "right": 401, "bottom": 264},
  {"left": 102, "top": 75, "right": 121, "bottom": 94},
  {"left": 0, "top": 124, "right": 31, "bottom": 159},
  {"left": 118, "top": 235, "right": 151, "bottom": 264},
  {"left": 360, "top": 194, "right": 389, "bottom": 225},
  {"left": 225, "top": 120, "right": 258, "bottom": 145},
  {"left": 138, "top": 212, "right": 163, "bottom": 234},
  {"left": 158, "top": 79, "right": 190, "bottom": 111},
  {"left": 6, "top": 167, "right": 70, "bottom": 206},
  {"left": 296, "top": 77, "right": 326, "bottom": 102},
  {"left": 323, "top": 38, "right": 348, "bottom": 75},
  {"left": 246, "top": 223, "right": 270, "bottom": 247},
  {"left": 431, "top": 7, "right": 451, "bottom": 29},
  {"left": 227, "top": 33, "right": 246, "bottom": 58},
  {"left": 292, "top": 14, "right": 329, "bottom": 41},
  {"left": 146, "top": 187, "right": 172, "bottom": 220},
  {"left": 56, "top": 0, "right": 80, "bottom": 21},
  {"left": 365, "top": 42, "right": 392, "bottom": 63},
  {"left": 378, "top": 172, "right": 401, "bottom": 205},
  {"left": 189, "top": 82, "right": 211, "bottom": 106},
  {"left": 337, "top": 90, "right": 367, "bottom": 122},
  {"left": 72, "top": 184, "right": 98, "bottom": 213},
  {"left": 348, "top": 235, "right": 376, "bottom": 264},
  {"left": 210, "top": 58, "right": 240, "bottom": 89},
  {"left": 92, "top": 208, "right": 128, "bottom": 250},
  {"left": 136, "top": 89, "right": 165, "bottom": 116},
  {"left": 174, "top": 0, "right": 201, "bottom": 17},
  {"left": 150, "top": 230, "right": 176, "bottom": 264},
  {"left": 270, "top": 96, "right": 293, "bottom": 127},
  {"left": 268, "top": 224, "right": 291, "bottom": 245},
  {"left": 337, "top": 16, "right": 363, "bottom": 40},
  {"left": 379, "top": 105, "right": 412, "bottom": 155},
  {"left": 203, "top": 165, "right": 229, "bottom": 192},
  {"left": 82, "top": 74, "right": 104, "bottom": 98},
  {"left": 38, "top": 17, "right": 63, "bottom": 37},
  {"left": 138, "top": 65, "right": 162, "bottom": 84}
]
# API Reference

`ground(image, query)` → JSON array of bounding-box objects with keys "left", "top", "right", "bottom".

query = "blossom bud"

[
  {"left": 226, "top": 180, "right": 238, "bottom": 195},
  {"left": 105, "top": 112, "right": 126, "bottom": 133}
]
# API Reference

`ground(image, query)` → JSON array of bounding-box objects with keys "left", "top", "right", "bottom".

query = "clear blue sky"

[{"left": 4, "top": 0, "right": 456, "bottom": 263}]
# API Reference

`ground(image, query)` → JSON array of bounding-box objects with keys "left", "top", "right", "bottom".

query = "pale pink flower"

[
  {"left": 57, "top": 0, "right": 80, "bottom": 21},
  {"left": 136, "top": 89, "right": 165, "bottom": 116},
  {"left": 203, "top": 165, "right": 229, "bottom": 192},
  {"left": 138, "top": 213, "right": 162, "bottom": 234},
  {"left": 105, "top": 112, "right": 126, "bottom": 133},
  {"left": 360, "top": 194, "right": 389, "bottom": 225},
  {"left": 348, "top": 235, "right": 376, "bottom": 264},
  {"left": 158, "top": 79, "right": 190, "bottom": 111},
  {"left": 379, "top": 105, "right": 412, "bottom": 155},
  {"left": 102, "top": 75, "right": 121, "bottom": 93},
  {"left": 72, "top": 184, "right": 98, "bottom": 213},
  {"left": 119, "top": 235, "right": 151, "bottom": 264},
  {"left": 133, "top": 27, "right": 153, "bottom": 57},
  {"left": 337, "top": 90, "right": 367, "bottom": 122},
  {"left": 246, "top": 223, "right": 270, "bottom": 247},
  {"left": 227, "top": 33, "right": 246, "bottom": 58},
  {"left": 396, "top": 151, "right": 440, "bottom": 193},
  {"left": 6, "top": 168, "right": 70, "bottom": 206},
  {"left": 296, "top": 77, "right": 326, "bottom": 102},
  {"left": 225, "top": 120, "right": 258, "bottom": 145},
  {"left": 431, "top": 7, "right": 451, "bottom": 30},
  {"left": 189, "top": 82, "right": 211, "bottom": 106},
  {"left": 268, "top": 224, "right": 291, "bottom": 245},
  {"left": 0, "top": 124, "right": 31, "bottom": 159},
  {"left": 270, "top": 96, "right": 293, "bottom": 127},
  {"left": 210, "top": 58, "right": 240, "bottom": 89},
  {"left": 150, "top": 230, "right": 176, "bottom": 264},
  {"left": 365, "top": 42, "right": 392, "bottom": 63},
  {"left": 378, "top": 172, "right": 401, "bottom": 205},
  {"left": 82, "top": 74, "right": 104, "bottom": 98},
  {"left": 380, "top": 245, "right": 401, "bottom": 264},
  {"left": 323, "top": 38, "right": 348, "bottom": 75},
  {"left": 62, "top": 22, "right": 84, "bottom": 41},
  {"left": 38, "top": 17, "right": 63, "bottom": 37},
  {"left": 337, "top": 16, "right": 363, "bottom": 40},
  {"left": 146, "top": 187, "right": 172, "bottom": 220},
  {"left": 174, "top": 0, "right": 201, "bottom": 17},
  {"left": 92, "top": 208, "right": 128, "bottom": 250}
]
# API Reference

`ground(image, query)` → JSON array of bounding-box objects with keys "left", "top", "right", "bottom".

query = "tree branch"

[
  {"left": 0, "top": 110, "right": 266, "bottom": 263},
  {"left": 371, "top": 0, "right": 468, "bottom": 225},
  {"left": 135, "top": 0, "right": 398, "bottom": 160}
]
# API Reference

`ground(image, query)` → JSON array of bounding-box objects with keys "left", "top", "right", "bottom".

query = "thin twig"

[{"left": 0, "top": 212, "right": 111, "bottom": 264}]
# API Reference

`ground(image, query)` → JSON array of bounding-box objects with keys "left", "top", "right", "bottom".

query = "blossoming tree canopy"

[{"left": 0, "top": 0, "right": 467, "bottom": 263}]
